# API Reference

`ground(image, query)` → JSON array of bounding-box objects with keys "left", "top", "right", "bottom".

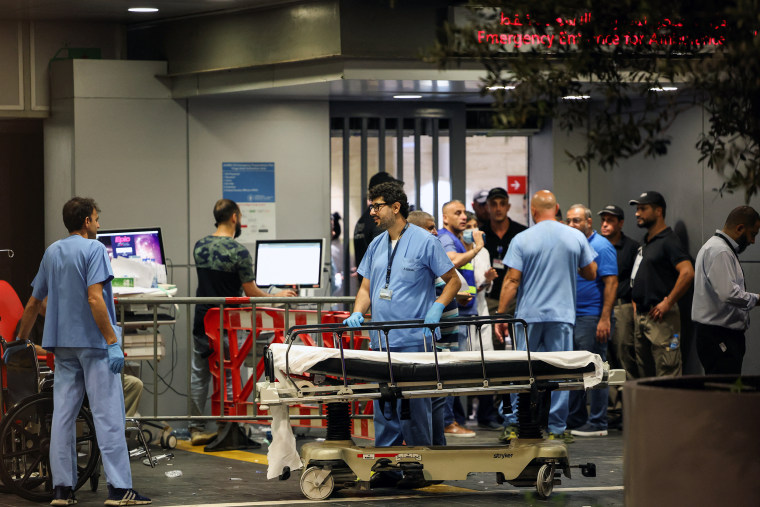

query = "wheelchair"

[{"left": 0, "top": 338, "right": 101, "bottom": 502}]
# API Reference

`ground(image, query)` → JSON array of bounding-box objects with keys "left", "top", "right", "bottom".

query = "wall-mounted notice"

[{"left": 222, "top": 162, "right": 275, "bottom": 242}]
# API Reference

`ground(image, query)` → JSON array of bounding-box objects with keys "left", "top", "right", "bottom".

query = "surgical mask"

[{"left": 463, "top": 229, "right": 475, "bottom": 244}]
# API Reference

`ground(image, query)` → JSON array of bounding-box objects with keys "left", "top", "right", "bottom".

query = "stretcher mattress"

[{"left": 269, "top": 344, "right": 603, "bottom": 388}]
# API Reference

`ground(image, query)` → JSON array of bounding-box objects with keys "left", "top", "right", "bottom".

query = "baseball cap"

[
  {"left": 597, "top": 204, "right": 624, "bottom": 220},
  {"left": 487, "top": 187, "right": 508, "bottom": 200},
  {"left": 629, "top": 191, "right": 666, "bottom": 208},
  {"left": 473, "top": 190, "right": 489, "bottom": 204}
]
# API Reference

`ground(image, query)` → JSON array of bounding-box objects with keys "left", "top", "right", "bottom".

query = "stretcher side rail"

[{"left": 280, "top": 315, "right": 530, "bottom": 396}]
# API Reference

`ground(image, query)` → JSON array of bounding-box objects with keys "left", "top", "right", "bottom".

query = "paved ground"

[{"left": 0, "top": 423, "right": 624, "bottom": 506}]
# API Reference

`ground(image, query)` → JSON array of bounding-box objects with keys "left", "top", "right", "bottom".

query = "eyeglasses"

[
  {"left": 369, "top": 202, "right": 390, "bottom": 213},
  {"left": 566, "top": 218, "right": 585, "bottom": 224}
]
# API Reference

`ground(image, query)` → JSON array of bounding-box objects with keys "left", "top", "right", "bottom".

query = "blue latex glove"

[
  {"left": 107, "top": 342, "right": 124, "bottom": 374},
  {"left": 423, "top": 302, "right": 445, "bottom": 338},
  {"left": 343, "top": 312, "right": 364, "bottom": 328}
]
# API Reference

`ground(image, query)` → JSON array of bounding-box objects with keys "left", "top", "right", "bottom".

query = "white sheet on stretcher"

[
  {"left": 269, "top": 343, "right": 604, "bottom": 388},
  {"left": 264, "top": 344, "right": 603, "bottom": 479}
]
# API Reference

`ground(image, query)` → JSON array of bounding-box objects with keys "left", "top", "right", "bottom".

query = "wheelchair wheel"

[{"left": 0, "top": 392, "right": 100, "bottom": 502}]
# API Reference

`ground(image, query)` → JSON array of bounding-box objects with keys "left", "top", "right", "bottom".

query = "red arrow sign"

[{"left": 507, "top": 175, "right": 527, "bottom": 194}]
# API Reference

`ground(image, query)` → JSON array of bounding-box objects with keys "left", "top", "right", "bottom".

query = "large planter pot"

[{"left": 624, "top": 375, "right": 760, "bottom": 507}]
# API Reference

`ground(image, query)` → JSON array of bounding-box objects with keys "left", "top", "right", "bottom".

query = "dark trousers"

[{"left": 695, "top": 322, "right": 746, "bottom": 375}]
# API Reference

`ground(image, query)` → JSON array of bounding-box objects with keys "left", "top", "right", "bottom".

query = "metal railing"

[{"left": 115, "top": 296, "right": 358, "bottom": 423}]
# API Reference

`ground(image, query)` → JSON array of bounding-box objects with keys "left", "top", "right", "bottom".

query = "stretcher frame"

[{"left": 257, "top": 316, "right": 623, "bottom": 500}]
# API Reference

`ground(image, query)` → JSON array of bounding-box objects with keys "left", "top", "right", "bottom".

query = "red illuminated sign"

[{"left": 507, "top": 176, "right": 527, "bottom": 195}]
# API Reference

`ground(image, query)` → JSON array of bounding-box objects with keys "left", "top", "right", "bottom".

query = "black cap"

[
  {"left": 473, "top": 189, "right": 489, "bottom": 204},
  {"left": 487, "top": 187, "right": 508, "bottom": 200},
  {"left": 597, "top": 204, "right": 624, "bottom": 219},
  {"left": 629, "top": 191, "right": 666, "bottom": 208}
]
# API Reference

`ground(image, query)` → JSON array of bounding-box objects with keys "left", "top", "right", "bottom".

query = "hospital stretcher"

[{"left": 256, "top": 316, "right": 625, "bottom": 500}]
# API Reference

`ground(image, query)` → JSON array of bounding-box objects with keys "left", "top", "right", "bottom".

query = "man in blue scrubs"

[
  {"left": 15, "top": 197, "right": 150, "bottom": 506},
  {"left": 344, "top": 182, "right": 458, "bottom": 454},
  {"left": 494, "top": 190, "right": 597, "bottom": 442}
]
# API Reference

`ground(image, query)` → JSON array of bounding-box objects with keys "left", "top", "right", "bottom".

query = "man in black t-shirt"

[
  {"left": 598, "top": 205, "right": 640, "bottom": 379},
  {"left": 629, "top": 192, "right": 694, "bottom": 377},
  {"left": 481, "top": 187, "right": 527, "bottom": 318},
  {"left": 190, "top": 199, "right": 295, "bottom": 444}
]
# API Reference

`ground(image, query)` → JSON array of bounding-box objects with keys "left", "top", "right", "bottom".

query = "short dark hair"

[
  {"left": 725, "top": 205, "right": 760, "bottom": 229},
  {"left": 213, "top": 199, "right": 240, "bottom": 227},
  {"left": 369, "top": 172, "right": 403, "bottom": 190},
  {"left": 62, "top": 197, "right": 99, "bottom": 232},
  {"left": 369, "top": 182, "right": 409, "bottom": 219}
]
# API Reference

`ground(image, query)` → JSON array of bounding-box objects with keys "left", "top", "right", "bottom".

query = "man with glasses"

[
  {"left": 565, "top": 204, "right": 618, "bottom": 437},
  {"left": 344, "top": 182, "right": 458, "bottom": 486}
]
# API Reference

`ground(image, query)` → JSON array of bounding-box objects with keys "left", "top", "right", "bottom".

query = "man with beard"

[
  {"left": 629, "top": 191, "right": 694, "bottom": 377},
  {"left": 344, "top": 182, "right": 458, "bottom": 483},
  {"left": 189, "top": 199, "right": 295, "bottom": 445},
  {"left": 13, "top": 197, "right": 151, "bottom": 505},
  {"left": 692, "top": 206, "right": 760, "bottom": 374}
]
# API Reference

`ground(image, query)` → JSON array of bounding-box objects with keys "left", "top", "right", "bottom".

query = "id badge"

[
  {"left": 379, "top": 288, "right": 393, "bottom": 300},
  {"left": 493, "top": 258, "right": 505, "bottom": 270}
]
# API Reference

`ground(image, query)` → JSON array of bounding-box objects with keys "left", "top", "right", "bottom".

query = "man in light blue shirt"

[
  {"left": 565, "top": 204, "right": 618, "bottom": 437},
  {"left": 344, "top": 182, "right": 458, "bottom": 456},
  {"left": 495, "top": 190, "right": 597, "bottom": 440},
  {"left": 14, "top": 197, "right": 150, "bottom": 506}
]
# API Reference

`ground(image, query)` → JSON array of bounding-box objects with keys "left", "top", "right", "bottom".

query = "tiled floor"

[{"left": 0, "top": 423, "right": 624, "bottom": 506}]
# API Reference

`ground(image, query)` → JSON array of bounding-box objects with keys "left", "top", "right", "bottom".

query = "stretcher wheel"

[
  {"left": 299, "top": 466, "right": 335, "bottom": 500},
  {"left": 161, "top": 434, "right": 177, "bottom": 449},
  {"left": 535, "top": 463, "right": 555, "bottom": 499},
  {"left": 0, "top": 392, "right": 100, "bottom": 502}
]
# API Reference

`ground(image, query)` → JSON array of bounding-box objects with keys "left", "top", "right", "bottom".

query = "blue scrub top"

[
  {"left": 358, "top": 223, "right": 454, "bottom": 349},
  {"left": 32, "top": 235, "right": 121, "bottom": 350},
  {"left": 576, "top": 231, "right": 618, "bottom": 316},
  {"left": 504, "top": 220, "right": 597, "bottom": 325}
]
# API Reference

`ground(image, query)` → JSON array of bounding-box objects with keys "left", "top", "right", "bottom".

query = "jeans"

[
  {"left": 503, "top": 322, "right": 573, "bottom": 434},
  {"left": 567, "top": 315, "right": 610, "bottom": 429}
]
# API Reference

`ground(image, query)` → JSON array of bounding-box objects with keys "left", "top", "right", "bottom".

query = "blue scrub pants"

[
  {"left": 567, "top": 315, "right": 610, "bottom": 429},
  {"left": 51, "top": 348, "right": 131, "bottom": 489},
  {"left": 372, "top": 343, "right": 432, "bottom": 447},
  {"left": 503, "top": 322, "right": 573, "bottom": 435}
]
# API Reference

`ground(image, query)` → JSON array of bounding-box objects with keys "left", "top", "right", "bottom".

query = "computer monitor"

[
  {"left": 96, "top": 227, "right": 166, "bottom": 265},
  {"left": 254, "top": 239, "right": 324, "bottom": 288}
]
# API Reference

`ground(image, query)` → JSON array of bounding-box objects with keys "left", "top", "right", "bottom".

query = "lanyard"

[
  {"left": 385, "top": 223, "right": 409, "bottom": 289},
  {"left": 714, "top": 232, "right": 746, "bottom": 287}
]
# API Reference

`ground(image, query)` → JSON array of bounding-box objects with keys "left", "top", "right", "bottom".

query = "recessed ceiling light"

[
  {"left": 649, "top": 86, "right": 678, "bottom": 92},
  {"left": 128, "top": 7, "right": 159, "bottom": 13},
  {"left": 562, "top": 95, "right": 591, "bottom": 100},
  {"left": 393, "top": 95, "right": 422, "bottom": 99},
  {"left": 487, "top": 85, "right": 516, "bottom": 91}
]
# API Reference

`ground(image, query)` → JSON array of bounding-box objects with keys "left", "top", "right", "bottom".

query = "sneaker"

[
  {"left": 104, "top": 485, "right": 151, "bottom": 505},
  {"left": 498, "top": 425, "right": 518, "bottom": 443},
  {"left": 444, "top": 422, "right": 476, "bottom": 438},
  {"left": 369, "top": 471, "right": 401, "bottom": 489},
  {"left": 50, "top": 486, "right": 77, "bottom": 506},
  {"left": 477, "top": 420, "right": 503, "bottom": 430},
  {"left": 570, "top": 423, "right": 608, "bottom": 437},
  {"left": 548, "top": 430, "right": 575, "bottom": 444},
  {"left": 190, "top": 428, "right": 217, "bottom": 446}
]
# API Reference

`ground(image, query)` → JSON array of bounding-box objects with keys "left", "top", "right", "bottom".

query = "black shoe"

[
  {"left": 477, "top": 420, "right": 503, "bottom": 430},
  {"left": 50, "top": 486, "right": 76, "bottom": 506},
  {"left": 396, "top": 473, "right": 432, "bottom": 489}
]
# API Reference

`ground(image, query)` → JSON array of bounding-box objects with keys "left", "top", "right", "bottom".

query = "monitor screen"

[
  {"left": 254, "top": 239, "right": 323, "bottom": 288},
  {"left": 96, "top": 227, "right": 166, "bottom": 266}
]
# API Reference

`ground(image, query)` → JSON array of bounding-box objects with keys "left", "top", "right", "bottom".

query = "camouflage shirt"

[{"left": 192, "top": 235, "right": 255, "bottom": 338}]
